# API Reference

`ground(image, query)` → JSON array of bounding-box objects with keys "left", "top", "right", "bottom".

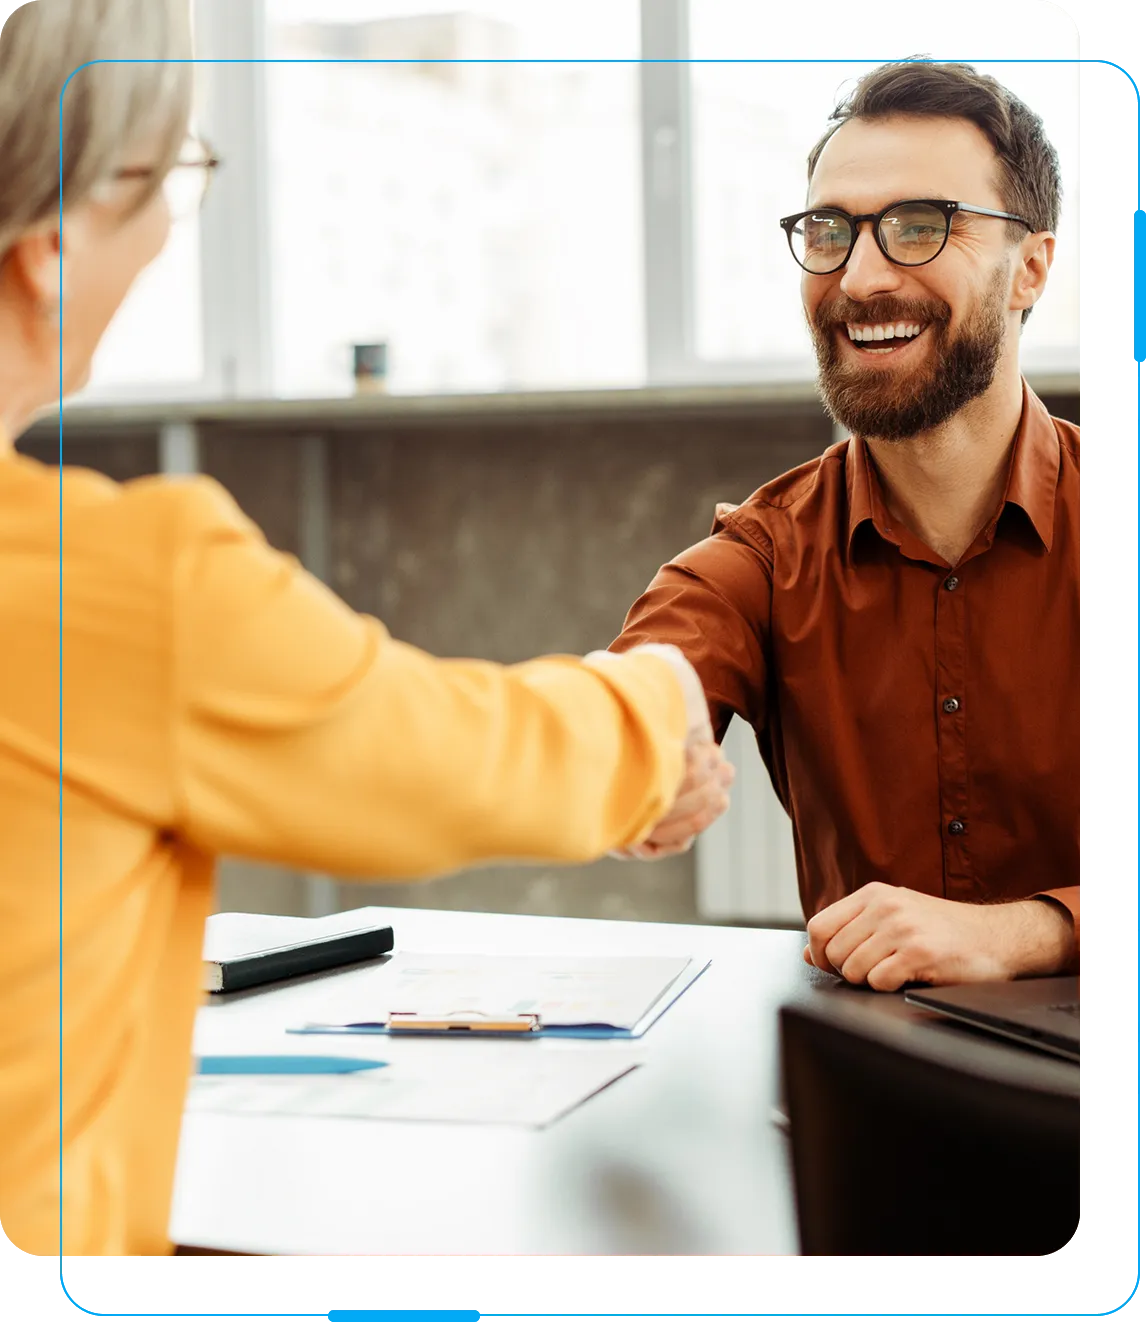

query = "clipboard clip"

[{"left": 386, "top": 1010, "right": 540, "bottom": 1034}]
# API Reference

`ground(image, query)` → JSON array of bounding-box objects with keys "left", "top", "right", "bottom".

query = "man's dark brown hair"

[{"left": 807, "top": 59, "right": 1062, "bottom": 325}]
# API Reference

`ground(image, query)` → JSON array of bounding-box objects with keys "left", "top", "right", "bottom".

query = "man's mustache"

[{"left": 812, "top": 298, "right": 951, "bottom": 331}]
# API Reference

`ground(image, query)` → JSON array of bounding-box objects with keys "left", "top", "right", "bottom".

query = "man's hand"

[
  {"left": 613, "top": 739, "right": 735, "bottom": 860},
  {"left": 802, "top": 882, "right": 1075, "bottom": 991}
]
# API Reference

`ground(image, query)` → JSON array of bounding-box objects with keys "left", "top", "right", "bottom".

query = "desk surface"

[{"left": 169, "top": 906, "right": 1078, "bottom": 1255}]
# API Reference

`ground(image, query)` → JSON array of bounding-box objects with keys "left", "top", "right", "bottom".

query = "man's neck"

[{"left": 863, "top": 370, "right": 1025, "bottom": 567}]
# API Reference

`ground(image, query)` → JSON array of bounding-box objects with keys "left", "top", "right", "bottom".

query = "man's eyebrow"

[
  {"left": 805, "top": 201, "right": 877, "bottom": 214},
  {"left": 804, "top": 198, "right": 895, "bottom": 212},
  {"left": 806, "top": 196, "right": 963, "bottom": 214}
]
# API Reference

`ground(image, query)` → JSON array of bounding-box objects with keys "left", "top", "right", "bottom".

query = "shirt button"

[
  {"left": 942, "top": 697, "right": 960, "bottom": 714},
  {"left": 943, "top": 575, "right": 960, "bottom": 591},
  {"left": 948, "top": 819, "right": 966, "bottom": 836}
]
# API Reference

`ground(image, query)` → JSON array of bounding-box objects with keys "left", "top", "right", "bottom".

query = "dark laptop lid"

[{"left": 903, "top": 976, "right": 1079, "bottom": 1061}]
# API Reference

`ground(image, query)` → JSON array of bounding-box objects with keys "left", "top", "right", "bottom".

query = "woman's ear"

[
  {"left": 3, "top": 223, "right": 65, "bottom": 323},
  {"left": 1012, "top": 231, "right": 1055, "bottom": 315}
]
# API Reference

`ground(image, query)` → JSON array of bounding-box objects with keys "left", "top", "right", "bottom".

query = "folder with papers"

[{"left": 288, "top": 951, "right": 709, "bottom": 1038}]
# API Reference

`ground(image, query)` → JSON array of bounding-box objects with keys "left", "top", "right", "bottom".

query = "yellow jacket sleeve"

[{"left": 170, "top": 478, "right": 686, "bottom": 877}]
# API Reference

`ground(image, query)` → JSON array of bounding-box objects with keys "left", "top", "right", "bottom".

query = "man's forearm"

[{"left": 996, "top": 898, "right": 1076, "bottom": 977}]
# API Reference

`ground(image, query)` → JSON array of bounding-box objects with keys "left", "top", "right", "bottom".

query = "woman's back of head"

[
  {"left": 0, "top": 0, "right": 195, "bottom": 423},
  {"left": 0, "top": 0, "right": 193, "bottom": 259}
]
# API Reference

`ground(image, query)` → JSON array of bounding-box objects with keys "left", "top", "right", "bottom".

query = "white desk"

[{"left": 170, "top": 906, "right": 811, "bottom": 1254}]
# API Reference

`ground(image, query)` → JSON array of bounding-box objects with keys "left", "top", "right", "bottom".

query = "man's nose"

[{"left": 838, "top": 223, "right": 903, "bottom": 302}]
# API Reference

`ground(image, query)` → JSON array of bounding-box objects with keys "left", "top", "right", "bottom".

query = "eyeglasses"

[
  {"left": 114, "top": 134, "right": 222, "bottom": 220},
  {"left": 779, "top": 199, "right": 1036, "bottom": 275}
]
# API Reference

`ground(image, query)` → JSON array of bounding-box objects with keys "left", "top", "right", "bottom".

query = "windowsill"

[{"left": 32, "top": 369, "right": 1080, "bottom": 435}]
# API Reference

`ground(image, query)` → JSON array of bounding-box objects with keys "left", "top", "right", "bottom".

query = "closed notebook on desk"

[
  {"left": 290, "top": 951, "right": 709, "bottom": 1038},
  {"left": 203, "top": 912, "right": 394, "bottom": 993}
]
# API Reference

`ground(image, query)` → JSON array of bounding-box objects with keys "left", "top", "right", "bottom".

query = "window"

[
  {"left": 687, "top": 3, "right": 1080, "bottom": 379},
  {"left": 55, "top": 0, "right": 1080, "bottom": 401},
  {"left": 264, "top": 0, "right": 644, "bottom": 396},
  {"left": 1078, "top": 61, "right": 1131, "bottom": 370},
  {"left": 84, "top": 218, "right": 205, "bottom": 395}
]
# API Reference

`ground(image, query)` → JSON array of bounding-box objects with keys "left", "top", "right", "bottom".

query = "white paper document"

[
  {"left": 186, "top": 1051, "right": 639, "bottom": 1128},
  {"left": 303, "top": 951, "right": 698, "bottom": 1032}
]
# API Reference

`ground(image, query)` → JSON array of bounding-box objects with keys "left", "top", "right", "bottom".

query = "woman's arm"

[{"left": 169, "top": 478, "right": 693, "bottom": 878}]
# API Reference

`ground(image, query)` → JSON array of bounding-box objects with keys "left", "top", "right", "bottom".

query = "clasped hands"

[{"left": 591, "top": 643, "right": 735, "bottom": 861}]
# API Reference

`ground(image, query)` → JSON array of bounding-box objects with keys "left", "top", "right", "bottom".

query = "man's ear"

[{"left": 1012, "top": 231, "right": 1055, "bottom": 316}]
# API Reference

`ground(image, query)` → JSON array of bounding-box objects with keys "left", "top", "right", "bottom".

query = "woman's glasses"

[
  {"left": 778, "top": 199, "right": 1036, "bottom": 275},
  {"left": 114, "top": 134, "right": 222, "bottom": 221}
]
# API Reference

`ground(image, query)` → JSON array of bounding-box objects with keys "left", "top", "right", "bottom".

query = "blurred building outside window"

[{"left": 68, "top": 0, "right": 1078, "bottom": 402}]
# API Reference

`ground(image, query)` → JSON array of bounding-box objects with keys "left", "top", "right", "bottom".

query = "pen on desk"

[
  {"left": 288, "top": 1010, "right": 542, "bottom": 1035},
  {"left": 196, "top": 1055, "right": 389, "bottom": 1074},
  {"left": 286, "top": 1024, "right": 390, "bottom": 1036}
]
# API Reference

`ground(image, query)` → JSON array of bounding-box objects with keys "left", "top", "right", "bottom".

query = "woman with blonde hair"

[{"left": 0, "top": 0, "right": 732, "bottom": 1255}]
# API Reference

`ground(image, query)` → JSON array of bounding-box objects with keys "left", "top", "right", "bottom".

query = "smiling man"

[{"left": 611, "top": 61, "right": 1079, "bottom": 991}]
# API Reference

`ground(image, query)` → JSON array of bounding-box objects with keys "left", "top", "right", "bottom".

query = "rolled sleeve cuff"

[{"left": 1032, "top": 885, "right": 1079, "bottom": 974}]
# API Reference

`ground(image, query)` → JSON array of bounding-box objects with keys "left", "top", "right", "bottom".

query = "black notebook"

[{"left": 202, "top": 911, "right": 394, "bottom": 994}]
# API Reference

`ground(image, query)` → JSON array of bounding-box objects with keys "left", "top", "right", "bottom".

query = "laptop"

[{"left": 903, "top": 976, "right": 1079, "bottom": 1062}]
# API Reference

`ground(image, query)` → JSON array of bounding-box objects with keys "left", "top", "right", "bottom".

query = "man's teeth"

[{"left": 845, "top": 322, "right": 923, "bottom": 343}]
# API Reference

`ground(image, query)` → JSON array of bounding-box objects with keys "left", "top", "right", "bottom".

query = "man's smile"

[{"left": 837, "top": 319, "right": 932, "bottom": 360}]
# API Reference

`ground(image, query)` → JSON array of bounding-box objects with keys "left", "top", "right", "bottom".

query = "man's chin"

[{"left": 817, "top": 370, "right": 931, "bottom": 441}]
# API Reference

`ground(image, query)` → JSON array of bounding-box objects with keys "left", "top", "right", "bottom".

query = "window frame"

[
  {"left": 76, "top": 0, "right": 274, "bottom": 406},
  {"left": 640, "top": 0, "right": 1079, "bottom": 386},
  {"left": 79, "top": 0, "right": 1077, "bottom": 402}
]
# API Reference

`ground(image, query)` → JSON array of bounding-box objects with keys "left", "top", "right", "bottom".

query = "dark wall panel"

[
  {"left": 17, "top": 430, "right": 158, "bottom": 482},
  {"left": 323, "top": 403, "right": 831, "bottom": 919},
  {"left": 1041, "top": 393, "right": 1079, "bottom": 426},
  {"left": 198, "top": 431, "right": 303, "bottom": 558},
  {"left": 327, "top": 406, "right": 829, "bottom": 660}
]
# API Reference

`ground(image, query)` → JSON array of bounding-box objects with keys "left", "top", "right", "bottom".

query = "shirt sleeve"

[
  {"left": 1036, "top": 888, "right": 1078, "bottom": 920},
  {"left": 167, "top": 479, "right": 686, "bottom": 879},
  {"left": 1036, "top": 888, "right": 1078, "bottom": 972},
  {"left": 609, "top": 508, "right": 773, "bottom": 742}
]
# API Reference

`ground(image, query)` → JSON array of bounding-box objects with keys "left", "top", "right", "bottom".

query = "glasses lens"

[
  {"left": 879, "top": 202, "right": 948, "bottom": 265},
  {"left": 792, "top": 211, "right": 853, "bottom": 273}
]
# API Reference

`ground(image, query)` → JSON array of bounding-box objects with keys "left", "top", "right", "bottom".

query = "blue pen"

[
  {"left": 196, "top": 1055, "right": 388, "bottom": 1075},
  {"left": 286, "top": 1024, "right": 391, "bottom": 1036}
]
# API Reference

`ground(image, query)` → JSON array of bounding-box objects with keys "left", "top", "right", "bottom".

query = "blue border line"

[
  {"left": 62, "top": 58, "right": 1083, "bottom": 63},
  {"left": 1131, "top": 59, "right": 1146, "bottom": 1290},
  {"left": 46, "top": 1274, "right": 1136, "bottom": 1316},
  {"left": 53, "top": 46, "right": 1131, "bottom": 1316},
  {"left": 55, "top": 54, "right": 70, "bottom": 1308}
]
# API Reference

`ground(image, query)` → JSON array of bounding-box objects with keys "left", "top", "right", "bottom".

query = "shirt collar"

[
  {"left": 846, "top": 378, "right": 1061, "bottom": 560},
  {"left": 1001, "top": 378, "right": 1060, "bottom": 553},
  {"left": 845, "top": 432, "right": 879, "bottom": 557}
]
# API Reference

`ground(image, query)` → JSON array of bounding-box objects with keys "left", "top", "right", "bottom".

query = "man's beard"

[{"left": 810, "top": 267, "right": 1008, "bottom": 442}]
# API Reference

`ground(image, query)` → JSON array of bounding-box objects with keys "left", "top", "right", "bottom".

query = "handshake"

[{"left": 588, "top": 643, "right": 736, "bottom": 861}]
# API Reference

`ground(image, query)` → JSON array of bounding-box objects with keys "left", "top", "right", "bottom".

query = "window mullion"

[
  {"left": 639, "top": 0, "right": 696, "bottom": 385},
  {"left": 194, "top": 0, "right": 272, "bottom": 399}
]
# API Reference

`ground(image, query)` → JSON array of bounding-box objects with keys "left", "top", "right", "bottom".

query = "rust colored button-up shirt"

[{"left": 613, "top": 380, "right": 1079, "bottom": 963}]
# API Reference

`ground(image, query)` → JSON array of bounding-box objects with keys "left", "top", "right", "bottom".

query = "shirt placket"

[{"left": 934, "top": 567, "right": 973, "bottom": 897}]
